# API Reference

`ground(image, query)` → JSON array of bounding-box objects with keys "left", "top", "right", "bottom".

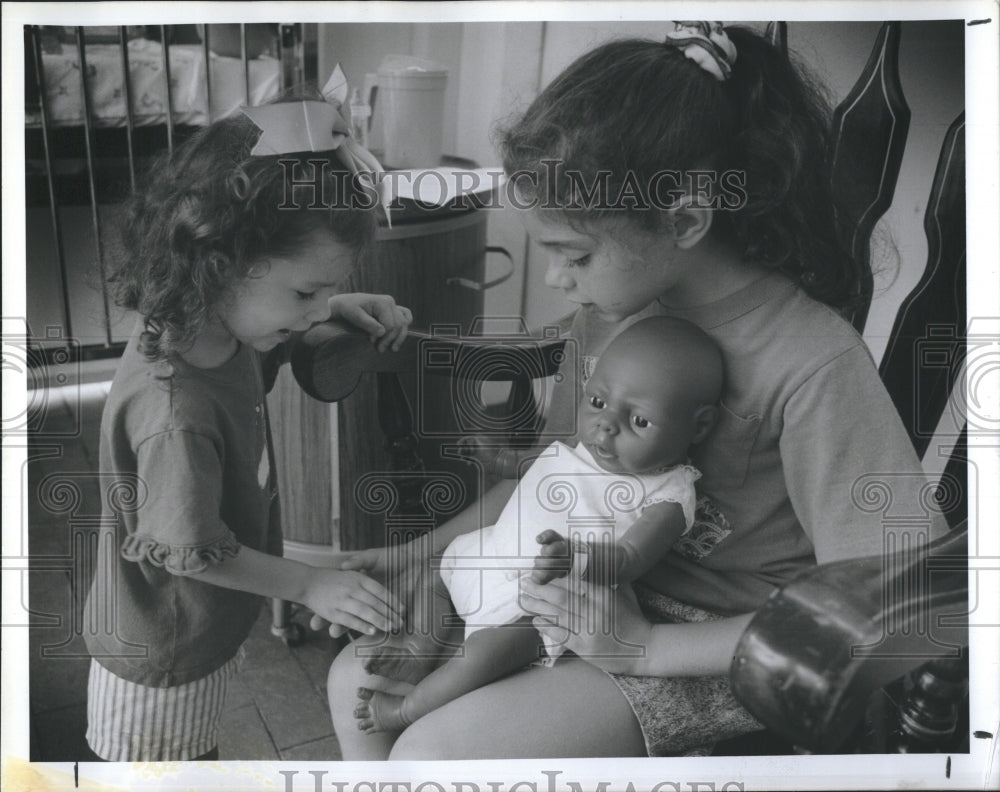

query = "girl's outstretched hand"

[
  {"left": 302, "top": 567, "right": 405, "bottom": 638},
  {"left": 328, "top": 293, "right": 412, "bottom": 352},
  {"left": 520, "top": 575, "right": 653, "bottom": 675},
  {"left": 310, "top": 538, "right": 430, "bottom": 637}
]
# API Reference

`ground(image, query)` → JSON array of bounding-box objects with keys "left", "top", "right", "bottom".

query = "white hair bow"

[{"left": 241, "top": 65, "right": 391, "bottom": 224}]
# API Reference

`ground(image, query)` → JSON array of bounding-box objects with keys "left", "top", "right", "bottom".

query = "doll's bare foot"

[
  {"left": 359, "top": 637, "right": 440, "bottom": 684},
  {"left": 354, "top": 687, "right": 412, "bottom": 734}
]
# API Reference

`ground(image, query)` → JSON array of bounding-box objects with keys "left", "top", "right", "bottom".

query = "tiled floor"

[{"left": 25, "top": 380, "right": 346, "bottom": 762}]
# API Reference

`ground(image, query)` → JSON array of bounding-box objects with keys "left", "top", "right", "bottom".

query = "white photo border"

[{"left": 2, "top": 2, "right": 997, "bottom": 790}]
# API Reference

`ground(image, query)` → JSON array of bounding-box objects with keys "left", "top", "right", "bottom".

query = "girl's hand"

[
  {"left": 328, "top": 293, "right": 412, "bottom": 352},
  {"left": 519, "top": 576, "right": 653, "bottom": 675},
  {"left": 311, "top": 538, "right": 431, "bottom": 637},
  {"left": 302, "top": 567, "right": 405, "bottom": 637}
]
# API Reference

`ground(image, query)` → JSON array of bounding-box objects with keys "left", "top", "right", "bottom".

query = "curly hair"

[
  {"left": 107, "top": 100, "right": 378, "bottom": 361},
  {"left": 498, "top": 27, "right": 859, "bottom": 313}
]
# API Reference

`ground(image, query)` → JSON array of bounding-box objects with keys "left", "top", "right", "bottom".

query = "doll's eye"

[
  {"left": 589, "top": 395, "right": 605, "bottom": 409},
  {"left": 632, "top": 415, "right": 650, "bottom": 429}
]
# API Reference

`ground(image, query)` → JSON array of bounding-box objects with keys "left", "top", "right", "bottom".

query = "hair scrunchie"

[{"left": 664, "top": 21, "right": 737, "bottom": 81}]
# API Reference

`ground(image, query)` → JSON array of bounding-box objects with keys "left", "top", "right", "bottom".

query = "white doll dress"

[{"left": 439, "top": 441, "right": 701, "bottom": 658}]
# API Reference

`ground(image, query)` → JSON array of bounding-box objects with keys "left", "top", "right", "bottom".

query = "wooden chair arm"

[
  {"left": 290, "top": 320, "right": 568, "bottom": 403},
  {"left": 730, "top": 525, "right": 968, "bottom": 753},
  {"left": 290, "top": 321, "right": 418, "bottom": 402}
]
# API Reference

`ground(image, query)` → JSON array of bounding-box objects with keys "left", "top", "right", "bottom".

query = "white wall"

[
  {"left": 317, "top": 19, "right": 965, "bottom": 363},
  {"left": 318, "top": 21, "right": 539, "bottom": 324}
]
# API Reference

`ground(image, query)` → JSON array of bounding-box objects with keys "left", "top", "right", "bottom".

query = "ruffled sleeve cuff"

[
  {"left": 121, "top": 528, "right": 241, "bottom": 576},
  {"left": 643, "top": 463, "right": 703, "bottom": 533}
]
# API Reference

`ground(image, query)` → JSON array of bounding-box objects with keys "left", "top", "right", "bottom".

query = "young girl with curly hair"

[
  {"left": 328, "top": 23, "right": 946, "bottom": 759},
  {"left": 82, "top": 97, "right": 410, "bottom": 762}
]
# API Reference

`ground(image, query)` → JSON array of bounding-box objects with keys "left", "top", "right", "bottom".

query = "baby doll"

[{"left": 354, "top": 316, "right": 723, "bottom": 733}]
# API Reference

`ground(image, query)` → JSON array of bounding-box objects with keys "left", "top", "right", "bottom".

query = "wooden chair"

[
  {"left": 727, "top": 109, "right": 968, "bottom": 755},
  {"left": 289, "top": 23, "right": 969, "bottom": 754},
  {"left": 720, "top": 23, "right": 970, "bottom": 755}
]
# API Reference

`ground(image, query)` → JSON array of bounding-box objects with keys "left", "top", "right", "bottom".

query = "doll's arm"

[{"left": 532, "top": 501, "right": 686, "bottom": 587}]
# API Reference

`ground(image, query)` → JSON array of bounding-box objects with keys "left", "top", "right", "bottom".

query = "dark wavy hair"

[
  {"left": 108, "top": 94, "right": 378, "bottom": 361},
  {"left": 498, "top": 27, "right": 858, "bottom": 312}
]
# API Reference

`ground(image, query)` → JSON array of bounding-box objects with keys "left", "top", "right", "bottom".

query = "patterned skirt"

[{"left": 604, "top": 584, "right": 762, "bottom": 756}]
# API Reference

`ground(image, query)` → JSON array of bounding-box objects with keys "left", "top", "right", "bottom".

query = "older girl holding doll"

[{"left": 329, "top": 22, "right": 946, "bottom": 758}]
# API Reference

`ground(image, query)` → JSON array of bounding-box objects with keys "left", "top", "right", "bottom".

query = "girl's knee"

[{"left": 327, "top": 643, "right": 365, "bottom": 710}]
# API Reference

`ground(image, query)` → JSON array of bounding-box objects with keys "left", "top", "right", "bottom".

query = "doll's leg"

[
  {"left": 355, "top": 618, "right": 544, "bottom": 734},
  {"left": 328, "top": 639, "right": 413, "bottom": 760},
  {"left": 354, "top": 554, "right": 461, "bottom": 684}
]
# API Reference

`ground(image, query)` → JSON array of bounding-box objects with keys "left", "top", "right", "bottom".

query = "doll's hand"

[
  {"left": 328, "top": 293, "right": 412, "bottom": 352},
  {"left": 531, "top": 529, "right": 573, "bottom": 584}
]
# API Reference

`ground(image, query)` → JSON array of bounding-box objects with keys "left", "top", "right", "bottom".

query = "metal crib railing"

[{"left": 25, "top": 23, "right": 310, "bottom": 363}]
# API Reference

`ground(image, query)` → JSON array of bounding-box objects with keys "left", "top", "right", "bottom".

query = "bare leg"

[
  {"left": 355, "top": 618, "right": 543, "bottom": 733},
  {"left": 390, "top": 656, "right": 646, "bottom": 759},
  {"left": 354, "top": 554, "right": 461, "bottom": 684}
]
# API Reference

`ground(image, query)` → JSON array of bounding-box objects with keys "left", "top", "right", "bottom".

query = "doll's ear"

[
  {"left": 690, "top": 404, "right": 719, "bottom": 444},
  {"left": 669, "top": 196, "right": 714, "bottom": 250}
]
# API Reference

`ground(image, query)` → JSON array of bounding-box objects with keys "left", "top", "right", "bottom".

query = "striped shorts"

[{"left": 85, "top": 647, "right": 245, "bottom": 762}]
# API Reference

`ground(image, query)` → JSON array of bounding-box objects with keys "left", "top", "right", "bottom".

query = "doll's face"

[{"left": 579, "top": 348, "right": 708, "bottom": 474}]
